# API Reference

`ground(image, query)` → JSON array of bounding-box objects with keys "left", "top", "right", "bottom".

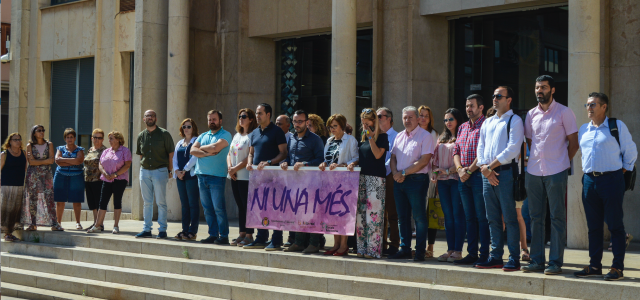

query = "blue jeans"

[
  {"left": 521, "top": 198, "right": 532, "bottom": 240},
  {"left": 177, "top": 176, "right": 200, "bottom": 234},
  {"left": 198, "top": 175, "right": 229, "bottom": 238},
  {"left": 525, "top": 170, "right": 567, "bottom": 267},
  {"left": 140, "top": 167, "right": 169, "bottom": 232},
  {"left": 256, "top": 229, "right": 283, "bottom": 244},
  {"left": 459, "top": 171, "right": 490, "bottom": 258},
  {"left": 483, "top": 167, "right": 519, "bottom": 260},
  {"left": 582, "top": 170, "right": 626, "bottom": 270},
  {"left": 438, "top": 179, "right": 466, "bottom": 252},
  {"left": 394, "top": 174, "right": 429, "bottom": 255}
]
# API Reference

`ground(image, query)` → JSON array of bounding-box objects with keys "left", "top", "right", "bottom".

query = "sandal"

[
  {"left": 447, "top": 252, "right": 462, "bottom": 262},
  {"left": 184, "top": 233, "right": 197, "bottom": 241},
  {"left": 51, "top": 225, "right": 65, "bottom": 231},
  {"left": 238, "top": 236, "right": 253, "bottom": 246},
  {"left": 86, "top": 225, "right": 101, "bottom": 233},
  {"left": 25, "top": 225, "right": 37, "bottom": 231},
  {"left": 425, "top": 250, "right": 434, "bottom": 258},
  {"left": 230, "top": 236, "right": 244, "bottom": 246},
  {"left": 4, "top": 234, "right": 20, "bottom": 242},
  {"left": 76, "top": 223, "right": 83, "bottom": 230},
  {"left": 521, "top": 249, "right": 531, "bottom": 261},
  {"left": 437, "top": 251, "right": 452, "bottom": 262},
  {"left": 112, "top": 226, "right": 119, "bottom": 234},
  {"left": 175, "top": 232, "right": 185, "bottom": 240}
]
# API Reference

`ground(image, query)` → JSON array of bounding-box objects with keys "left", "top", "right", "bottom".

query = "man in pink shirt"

[
  {"left": 521, "top": 75, "right": 579, "bottom": 275},
  {"left": 388, "top": 106, "right": 435, "bottom": 261}
]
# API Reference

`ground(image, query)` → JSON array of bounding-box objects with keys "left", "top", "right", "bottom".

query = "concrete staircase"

[{"left": 2, "top": 222, "right": 639, "bottom": 300}]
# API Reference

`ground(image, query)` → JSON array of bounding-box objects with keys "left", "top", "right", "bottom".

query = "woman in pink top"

[
  {"left": 418, "top": 105, "right": 438, "bottom": 257},
  {"left": 86, "top": 131, "right": 132, "bottom": 234},
  {"left": 431, "top": 108, "right": 466, "bottom": 263}
]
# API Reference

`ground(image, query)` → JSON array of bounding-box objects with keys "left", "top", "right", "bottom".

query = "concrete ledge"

[
  {"left": 63, "top": 209, "right": 132, "bottom": 223},
  {"left": 1, "top": 282, "right": 103, "bottom": 300}
]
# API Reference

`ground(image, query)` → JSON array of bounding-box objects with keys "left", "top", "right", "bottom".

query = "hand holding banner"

[{"left": 246, "top": 166, "right": 360, "bottom": 235}]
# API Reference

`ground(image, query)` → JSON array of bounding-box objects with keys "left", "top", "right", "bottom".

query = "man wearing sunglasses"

[
  {"left": 575, "top": 92, "right": 637, "bottom": 281},
  {"left": 475, "top": 86, "right": 524, "bottom": 271},
  {"left": 521, "top": 75, "right": 579, "bottom": 275},
  {"left": 377, "top": 107, "right": 400, "bottom": 256}
]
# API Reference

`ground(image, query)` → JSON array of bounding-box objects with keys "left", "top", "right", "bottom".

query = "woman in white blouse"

[
  {"left": 320, "top": 114, "right": 359, "bottom": 256},
  {"left": 227, "top": 108, "right": 258, "bottom": 247}
]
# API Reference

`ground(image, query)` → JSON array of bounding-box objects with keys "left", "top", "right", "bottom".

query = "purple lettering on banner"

[{"left": 246, "top": 167, "right": 360, "bottom": 235}]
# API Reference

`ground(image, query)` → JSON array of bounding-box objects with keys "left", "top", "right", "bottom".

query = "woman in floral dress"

[
  {"left": 348, "top": 109, "right": 389, "bottom": 258},
  {"left": 21, "top": 125, "right": 63, "bottom": 231}
]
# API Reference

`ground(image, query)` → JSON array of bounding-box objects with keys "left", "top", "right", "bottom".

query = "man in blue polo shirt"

[
  {"left": 191, "top": 110, "right": 233, "bottom": 244},
  {"left": 280, "top": 110, "right": 325, "bottom": 253},
  {"left": 243, "top": 103, "right": 288, "bottom": 251}
]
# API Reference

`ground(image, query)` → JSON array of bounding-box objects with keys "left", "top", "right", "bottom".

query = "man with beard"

[
  {"left": 191, "top": 110, "right": 233, "bottom": 244},
  {"left": 452, "top": 95, "right": 489, "bottom": 266},
  {"left": 244, "top": 103, "right": 289, "bottom": 251},
  {"left": 279, "top": 110, "right": 325, "bottom": 253},
  {"left": 521, "top": 75, "right": 578, "bottom": 275},
  {"left": 136, "top": 110, "right": 175, "bottom": 239}
]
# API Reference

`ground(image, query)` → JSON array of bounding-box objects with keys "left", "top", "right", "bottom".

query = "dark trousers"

[
  {"left": 383, "top": 174, "right": 400, "bottom": 249},
  {"left": 394, "top": 174, "right": 429, "bottom": 255},
  {"left": 230, "top": 179, "right": 253, "bottom": 234},
  {"left": 99, "top": 180, "right": 127, "bottom": 210},
  {"left": 177, "top": 176, "right": 200, "bottom": 234},
  {"left": 582, "top": 170, "right": 626, "bottom": 270},
  {"left": 85, "top": 181, "right": 103, "bottom": 210},
  {"left": 459, "top": 171, "right": 491, "bottom": 258}
]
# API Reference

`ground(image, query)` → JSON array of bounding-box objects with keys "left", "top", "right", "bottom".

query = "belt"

[
  {"left": 494, "top": 163, "right": 516, "bottom": 172},
  {"left": 590, "top": 169, "right": 621, "bottom": 177}
]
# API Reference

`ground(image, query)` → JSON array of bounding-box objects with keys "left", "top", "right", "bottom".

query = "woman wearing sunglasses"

[
  {"left": 172, "top": 118, "right": 201, "bottom": 241},
  {"left": 228, "top": 109, "right": 259, "bottom": 246},
  {"left": 84, "top": 128, "right": 107, "bottom": 231},
  {"left": 1, "top": 133, "right": 27, "bottom": 241},
  {"left": 431, "top": 108, "right": 467, "bottom": 263},
  {"left": 21, "top": 125, "right": 63, "bottom": 231},
  {"left": 417, "top": 105, "right": 439, "bottom": 258}
]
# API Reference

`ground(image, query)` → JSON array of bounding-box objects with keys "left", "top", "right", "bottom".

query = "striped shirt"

[{"left": 453, "top": 115, "right": 485, "bottom": 167}]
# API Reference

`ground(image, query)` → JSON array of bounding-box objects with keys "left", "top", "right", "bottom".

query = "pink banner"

[{"left": 246, "top": 166, "right": 360, "bottom": 235}]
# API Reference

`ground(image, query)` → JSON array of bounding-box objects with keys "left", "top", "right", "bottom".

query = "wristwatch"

[
  {"left": 401, "top": 170, "right": 406, "bottom": 177},
  {"left": 487, "top": 165, "right": 492, "bottom": 172},
  {"left": 267, "top": 160, "right": 272, "bottom": 166},
  {"left": 302, "top": 161, "right": 308, "bottom": 166}
]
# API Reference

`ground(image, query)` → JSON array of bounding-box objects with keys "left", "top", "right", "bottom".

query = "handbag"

[
  {"left": 428, "top": 197, "right": 445, "bottom": 230},
  {"left": 608, "top": 118, "right": 637, "bottom": 192},
  {"left": 506, "top": 115, "right": 527, "bottom": 201}
]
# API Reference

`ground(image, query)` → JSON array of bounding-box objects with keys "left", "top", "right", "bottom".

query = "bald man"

[
  {"left": 136, "top": 109, "right": 175, "bottom": 239},
  {"left": 276, "top": 115, "right": 293, "bottom": 144}
]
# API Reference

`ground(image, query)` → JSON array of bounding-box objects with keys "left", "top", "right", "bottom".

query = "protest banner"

[{"left": 246, "top": 166, "right": 360, "bottom": 235}]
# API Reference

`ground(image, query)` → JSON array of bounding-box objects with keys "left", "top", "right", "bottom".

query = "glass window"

[
  {"left": 276, "top": 29, "right": 373, "bottom": 132},
  {"left": 450, "top": 6, "right": 568, "bottom": 117}
]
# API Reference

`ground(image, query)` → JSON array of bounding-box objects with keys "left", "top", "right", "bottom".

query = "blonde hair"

[
  {"left": 308, "top": 114, "right": 328, "bottom": 137},
  {"left": 108, "top": 131, "right": 126, "bottom": 146},
  {"left": 2, "top": 133, "right": 23, "bottom": 151},
  {"left": 91, "top": 128, "right": 105, "bottom": 138},
  {"left": 360, "top": 109, "right": 380, "bottom": 142}
]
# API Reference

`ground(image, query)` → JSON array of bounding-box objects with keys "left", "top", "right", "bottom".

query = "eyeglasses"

[
  {"left": 92, "top": 136, "right": 104, "bottom": 140},
  {"left": 182, "top": 125, "right": 192, "bottom": 129},
  {"left": 238, "top": 115, "right": 249, "bottom": 119},
  {"left": 11, "top": 139, "right": 22, "bottom": 142},
  {"left": 443, "top": 118, "right": 455, "bottom": 123},
  {"left": 362, "top": 109, "right": 372, "bottom": 114},
  {"left": 377, "top": 114, "right": 387, "bottom": 119},
  {"left": 35, "top": 129, "right": 45, "bottom": 133},
  {"left": 292, "top": 120, "right": 306, "bottom": 125},
  {"left": 492, "top": 94, "right": 506, "bottom": 100},
  {"left": 584, "top": 103, "right": 598, "bottom": 109}
]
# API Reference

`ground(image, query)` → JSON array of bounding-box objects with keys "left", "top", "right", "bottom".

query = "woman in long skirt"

[{"left": 1, "top": 133, "right": 28, "bottom": 241}]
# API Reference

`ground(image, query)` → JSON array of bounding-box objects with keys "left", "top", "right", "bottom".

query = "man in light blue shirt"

[
  {"left": 377, "top": 107, "right": 400, "bottom": 255},
  {"left": 575, "top": 92, "right": 637, "bottom": 281},
  {"left": 191, "top": 110, "right": 233, "bottom": 245}
]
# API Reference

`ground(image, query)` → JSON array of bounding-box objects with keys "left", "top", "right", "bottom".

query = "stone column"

[
  {"left": 331, "top": 0, "right": 357, "bottom": 125},
  {"left": 164, "top": 0, "right": 190, "bottom": 222},
  {"left": 566, "top": 0, "right": 600, "bottom": 249}
]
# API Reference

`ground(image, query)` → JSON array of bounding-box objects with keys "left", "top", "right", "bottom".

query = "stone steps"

[
  {"left": 9, "top": 229, "right": 640, "bottom": 299},
  {"left": 2, "top": 282, "right": 104, "bottom": 300},
  {"left": 60, "top": 209, "right": 133, "bottom": 224}
]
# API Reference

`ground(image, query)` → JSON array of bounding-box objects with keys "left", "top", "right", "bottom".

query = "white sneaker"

[{"left": 112, "top": 226, "right": 119, "bottom": 234}]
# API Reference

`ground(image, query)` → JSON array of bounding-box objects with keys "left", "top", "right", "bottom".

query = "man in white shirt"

[
  {"left": 475, "top": 86, "right": 524, "bottom": 272},
  {"left": 377, "top": 107, "right": 400, "bottom": 255}
]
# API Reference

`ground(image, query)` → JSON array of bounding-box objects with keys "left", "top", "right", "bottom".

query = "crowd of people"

[{"left": 1, "top": 75, "right": 637, "bottom": 281}]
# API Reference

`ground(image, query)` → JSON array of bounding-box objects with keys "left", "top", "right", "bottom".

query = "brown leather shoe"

[
  {"left": 284, "top": 244, "right": 304, "bottom": 252},
  {"left": 302, "top": 245, "right": 320, "bottom": 254}
]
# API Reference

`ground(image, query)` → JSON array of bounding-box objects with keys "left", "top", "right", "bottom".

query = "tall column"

[
  {"left": 331, "top": 0, "right": 357, "bottom": 124},
  {"left": 566, "top": 0, "right": 600, "bottom": 249},
  {"left": 9, "top": 0, "right": 32, "bottom": 140}
]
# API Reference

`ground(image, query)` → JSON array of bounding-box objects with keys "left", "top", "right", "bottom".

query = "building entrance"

[{"left": 451, "top": 6, "right": 569, "bottom": 116}]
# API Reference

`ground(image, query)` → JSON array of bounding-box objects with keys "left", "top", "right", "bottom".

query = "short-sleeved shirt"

[
  {"left": 84, "top": 145, "right": 107, "bottom": 182},
  {"left": 56, "top": 145, "right": 85, "bottom": 176},
  {"left": 249, "top": 122, "right": 287, "bottom": 165},
  {"left": 136, "top": 127, "right": 175, "bottom": 170},
  {"left": 524, "top": 100, "right": 578, "bottom": 176},
  {"left": 100, "top": 146, "right": 133, "bottom": 182},
  {"left": 359, "top": 133, "right": 389, "bottom": 178},
  {"left": 453, "top": 115, "right": 485, "bottom": 167},
  {"left": 228, "top": 133, "right": 252, "bottom": 181},
  {"left": 391, "top": 126, "right": 435, "bottom": 174},
  {"left": 195, "top": 128, "right": 233, "bottom": 178}
]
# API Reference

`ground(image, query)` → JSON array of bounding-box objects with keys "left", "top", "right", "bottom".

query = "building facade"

[{"left": 6, "top": 0, "right": 638, "bottom": 248}]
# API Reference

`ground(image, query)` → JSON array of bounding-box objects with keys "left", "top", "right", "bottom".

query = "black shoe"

[
  {"left": 473, "top": 256, "right": 489, "bottom": 267},
  {"left": 604, "top": 268, "right": 624, "bottom": 281},
  {"left": 388, "top": 249, "right": 413, "bottom": 259},
  {"left": 502, "top": 257, "right": 521, "bottom": 272},
  {"left": 214, "top": 237, "right": 229, "bottom": 245},
  {"left": 475, "top": 257, "right": 504, "bottom": 269},
  {"left": 201, "top": 236, "right": 218, "bottom": 244},
  {"left": 284, "top": 237, "right": 295, "bottom": 247},
  {"left": 156, "top": 231, "right": 167, "bottom": 239},
  {"left": 413, "top": 253, "right": 425, "bottom": 262},
  {"left": 454, "top": 254, "right": 479, "bottom": 265},
  {"left": 574, "top": 266, "right": 603, "bottom": 278},
  {"left": 319, "top": 235, "right": 327, "bottom": 249},
  {"left": 383, "top": 246, "right": 399, "bottom": 256},
  {"left": 135, "top": 231, "right": 152, "bottom": 238}
]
